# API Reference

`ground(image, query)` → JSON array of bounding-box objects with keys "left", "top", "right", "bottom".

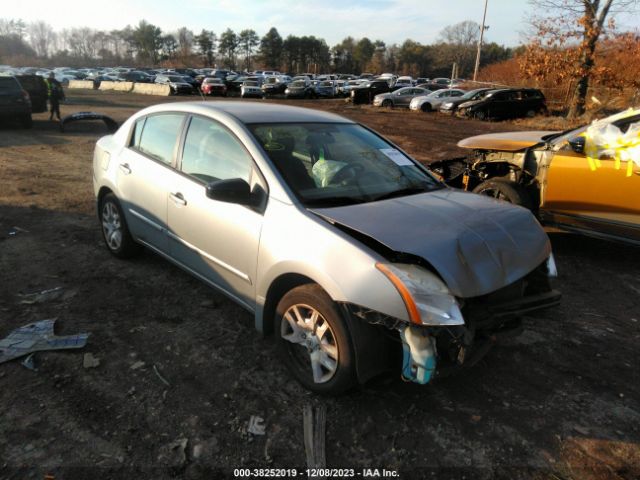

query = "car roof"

[{"left": 141, "top": 101, "right": 354, "bottom": 124}]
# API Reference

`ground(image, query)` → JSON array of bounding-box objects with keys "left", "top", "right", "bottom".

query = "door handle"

[
  {"left": 170, "top": 192, "right": 187, "bottom": 206},
  {"left": 119, "top": 163, "right": 131, "bottom": 175}
]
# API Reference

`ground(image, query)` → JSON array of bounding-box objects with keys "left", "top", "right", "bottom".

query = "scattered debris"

[
  {"left": 248, "top": 415, "right": 266, "bottom": 436},
  {"left": 303, "top": 404, "right": 326, "bottom": 472},
  {"left": 8, "top": 226, "right": 29, "bottom": 236},
  {"left": 21, "top": 353, "right": 37, "bottom": 371},
  {"left": 130, "top": 361, "right": 146, "bottom": 370},
  {"left": 83, "top": 353, "right": 100, "bottom": 369},
  {"left": 153, "top": 364, "right": 170, "bottom": 387},
  {"left": 573, "top": 426, "right": 590, "bottom": 436},
  {"left": 0, "top": 319, "right": 89, "bottom": 365},
  {"left": 18, "top": 287, "right": 64, "bottom": 304},
  {"left": 157, "top": 437, "right": 188, "bottom": 468}
]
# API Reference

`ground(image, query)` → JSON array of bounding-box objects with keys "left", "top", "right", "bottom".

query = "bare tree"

[
  {"left": 527, "top": 0, "right": 639, "bottom": 117},
  {"left": 28, "top": 21, "right": 55, "bottom": 57}
]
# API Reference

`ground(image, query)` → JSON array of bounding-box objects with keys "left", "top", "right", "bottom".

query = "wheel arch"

[
  {"left": 258, "top": 272, "right": 319, "bottom": 336},
  {"left": 96, "top": 186, "right": 114, "bottom": 217}
]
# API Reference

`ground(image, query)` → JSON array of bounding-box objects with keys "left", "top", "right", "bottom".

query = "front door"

[{"left": 167, "top": 115, "right": 266, "bottom": 308}]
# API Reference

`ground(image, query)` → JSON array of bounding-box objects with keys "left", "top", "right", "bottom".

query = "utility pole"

[{"left": 473, "top": 0, "right": 489, "bottom": 82}]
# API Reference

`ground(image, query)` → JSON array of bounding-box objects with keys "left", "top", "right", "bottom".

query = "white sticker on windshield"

[{"left": 380, "top": 148, "right": 413, "bottom": 166}]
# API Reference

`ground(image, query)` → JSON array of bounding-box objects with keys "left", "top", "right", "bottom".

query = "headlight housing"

[
  {"left": 442, "top": 102, "right": 453, "bottom": 108},
  {"left": 376, "top": 263, "right": 464, "bottom": 326}
]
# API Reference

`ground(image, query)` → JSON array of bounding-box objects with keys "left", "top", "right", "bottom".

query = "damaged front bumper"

[{"left": 348, "top": 271, "right": 561, "bottom": 385}]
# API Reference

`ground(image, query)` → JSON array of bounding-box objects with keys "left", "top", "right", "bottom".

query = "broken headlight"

[{"left": 376, "top": 263, "right": 465, "bottom": 326}]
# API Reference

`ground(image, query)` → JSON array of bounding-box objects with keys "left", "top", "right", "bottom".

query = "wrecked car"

[
  {"left": 93, "top": 102, "right": 560, "bottom": 394},
  {"left": 430, "top": 108, "right": 640, "bottom": 245}
]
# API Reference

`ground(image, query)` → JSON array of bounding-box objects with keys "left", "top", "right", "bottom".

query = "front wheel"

[
  {"left": 420, "top": 102, "right": 432, "bottom": 112},
  {"left": 472, "top": 178, "right": 533, "bottom": 210},
  {"left": 100, "top": 193, "right": 141, "bottom": 258},
  {"left": 275, "top": 284, "right": 356, "bottom": 395},
  {"left": 382, "top": 99, "right": 392, "bottom": 108},
  {"left": 474, "top": 110, "right": 487, "bottom": 120}
]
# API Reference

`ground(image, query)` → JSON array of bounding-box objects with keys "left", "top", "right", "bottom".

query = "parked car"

[
  {"left": 284, "top": 79, "right": 316, "bottom": 99},
  {"left": 314, "top": 80, "right": 336, "bottom": 98},
  {"left": 350, "top": 79, "right": 394, "bottom": 105},
  {"left": 261, "top": 76, "right": 288, "bottom": 96},
  {"left": 394, "top": 76, "right": 414, "bottom": 87},
  {"left": 93, "top": 101, "right": 560, "bottom": 394},
  {"left": 409, "top": 89, "right": 466, "bottom": 112},
  {"left": 240, "top": 79, "right": 264, "bottom": 98},
  {"left": 438, "top": 88, "right": 495, "bottom": 115},
  {"left": 429, "top": 109, "right": 640, "bottom": 245},
  {"left": 0, "top": 76, "right": 32, "bottom": 128},
  {"left": 201, "top": 77, "right": 228, "bottom": 96},
  {"left": 457, "top": 88, "right": 547, "bottom": 120},
  {"left": 154, "top": 74, "right": 194, "bottom": 95},
  {"left": 118, "top": 71, "right": 155, "bottom": 83},
  {"left": 426, "top": 78, "right": 452, "bottom": 91},
  {"left": 339, "top": 79, "right": 364, "bottom": 97},
  {"left": 15, "top": 74, "right": 47, "bottom": 113},
  {"left": 373, "top": 87, "right": 431, "bottom": 108}
]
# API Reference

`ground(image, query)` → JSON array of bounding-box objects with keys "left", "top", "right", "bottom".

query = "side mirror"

[
  {"left": 206, "top": 178, "right": 251, "bottom": 205},
  {"left": 568, "top": 136, "right": 585, "bottom": 154}
]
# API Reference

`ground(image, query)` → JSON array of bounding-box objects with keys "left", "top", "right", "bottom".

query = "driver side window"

[{"left": 181, "top": 116, "right": 252, "bottom": 184}]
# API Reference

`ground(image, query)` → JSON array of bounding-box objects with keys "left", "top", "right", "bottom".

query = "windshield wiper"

[
  {"left": 304, "top": 196, "right": 367, "bottom": 207},
  {"left": 372, "top": 187, "right": 429, "bottom": 202}
]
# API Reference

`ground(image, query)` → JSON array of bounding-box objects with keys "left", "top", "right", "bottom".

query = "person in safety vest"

[{"left": 46, "top": 72, "right": 65, "bottom": 121}]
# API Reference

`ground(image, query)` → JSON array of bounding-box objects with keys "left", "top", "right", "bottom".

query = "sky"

[{"left": 4, "top": 0, "right": 637, "bottom": 47}]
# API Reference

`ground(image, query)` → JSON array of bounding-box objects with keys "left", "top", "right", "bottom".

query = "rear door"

[
  {"left": 116, "top": 113, "right": 186, "bottom": 253},
  {"left": 167, "top": 115, "right": 266, "bottom": 308},
  {"left": 542, "top": 114, "right": 640, "bottom": 242}
]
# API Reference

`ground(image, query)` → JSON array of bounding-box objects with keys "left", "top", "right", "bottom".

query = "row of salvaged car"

[
  {"left": 369, "top": 85, "right": 547, "bottom": 121},
  {"left": 91, "top": 93, "right": 639, "bottom": 394}
]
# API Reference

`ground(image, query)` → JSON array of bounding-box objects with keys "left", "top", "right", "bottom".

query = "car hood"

[
  {"left": 457, "top": 131, "right": 556, "bottom": 151},
  {"left": 310, "top": 189, "right": 550, "bottom": 298},
  {"left": 458, "top": 99, "right": 484, "bottom": 109}
]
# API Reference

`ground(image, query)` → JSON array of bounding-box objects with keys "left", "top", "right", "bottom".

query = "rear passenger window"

[
  {"left": 134, "top": 114, "right": 184, "bottom": 165},
  {"left": 181, "top": 116, "right": 252, "bottom": 183}
]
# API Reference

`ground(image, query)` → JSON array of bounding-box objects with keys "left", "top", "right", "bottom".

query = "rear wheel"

[
  {"left": 472, "top": 178, "right": 533, "bottom": 210},
  {"left": 99, "top": 193, "right": 141, "bottom": 258},
  {"left": 21, "top": 114, "right": 32, "bottom": 129},
  {"left": 275, "top": 284, "right": 356, "bottom": 395},
  {"left": 525, "top": 109, "right": 536, "bottom": 118}
]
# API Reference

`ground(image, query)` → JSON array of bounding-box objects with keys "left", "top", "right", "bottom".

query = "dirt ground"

[{"left": 0, "top": 90, "right": 639, "bottom": 480}]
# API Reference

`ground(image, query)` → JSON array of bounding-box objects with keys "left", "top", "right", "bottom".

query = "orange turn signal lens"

[{"left": 376, "top": 263, "right": 422, "bottom": 325}]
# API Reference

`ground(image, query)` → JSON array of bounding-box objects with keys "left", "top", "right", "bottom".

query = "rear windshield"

[{"left": 0, "top": 77, "right": 20, "bottom": 91}]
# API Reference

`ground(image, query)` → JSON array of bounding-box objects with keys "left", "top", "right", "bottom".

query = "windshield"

[
  {"left": 461, "top": 89, "right": 489, "bottom": 100},
  {"left": 249, "top": 123, "right": 442, "bottom": 207},
  {"left": 290, "top": 81, "right": 306, "bottom": 87},
  {"left": 168, "top": 76, "right": 183, "bottom": 82}
]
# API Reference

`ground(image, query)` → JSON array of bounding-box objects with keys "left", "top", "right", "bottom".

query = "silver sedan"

[
  {"left": 93, "top": 102, "right": 559, "bottom": 394},
  {"left": 373, "top": 87, "right": 431, "bottom": 107}
]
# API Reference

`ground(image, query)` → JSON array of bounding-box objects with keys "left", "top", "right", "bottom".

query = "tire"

[
  {"left": 382, "top": 99, "right": 392, "bottom": 108},
  {"left": 275, "top": 284, "right": 356, "bottom": 395},
  {"left": 474, "top": 110, "right": 487, "bottom": 120},
  {"left": 525, "top": 109, "right": 536, "bottom": 118},
  {"left": 21, "top": 115, "right": 32, "bottom": 129},
  {"left": 472, "top": 178, "right": 533, "bottom": 210},
  {"left": 420, "top": 102, "right": 432, "bottom": 112},
  {"left": 99, "top": 193, "right": 141, "bottom": 258}
]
